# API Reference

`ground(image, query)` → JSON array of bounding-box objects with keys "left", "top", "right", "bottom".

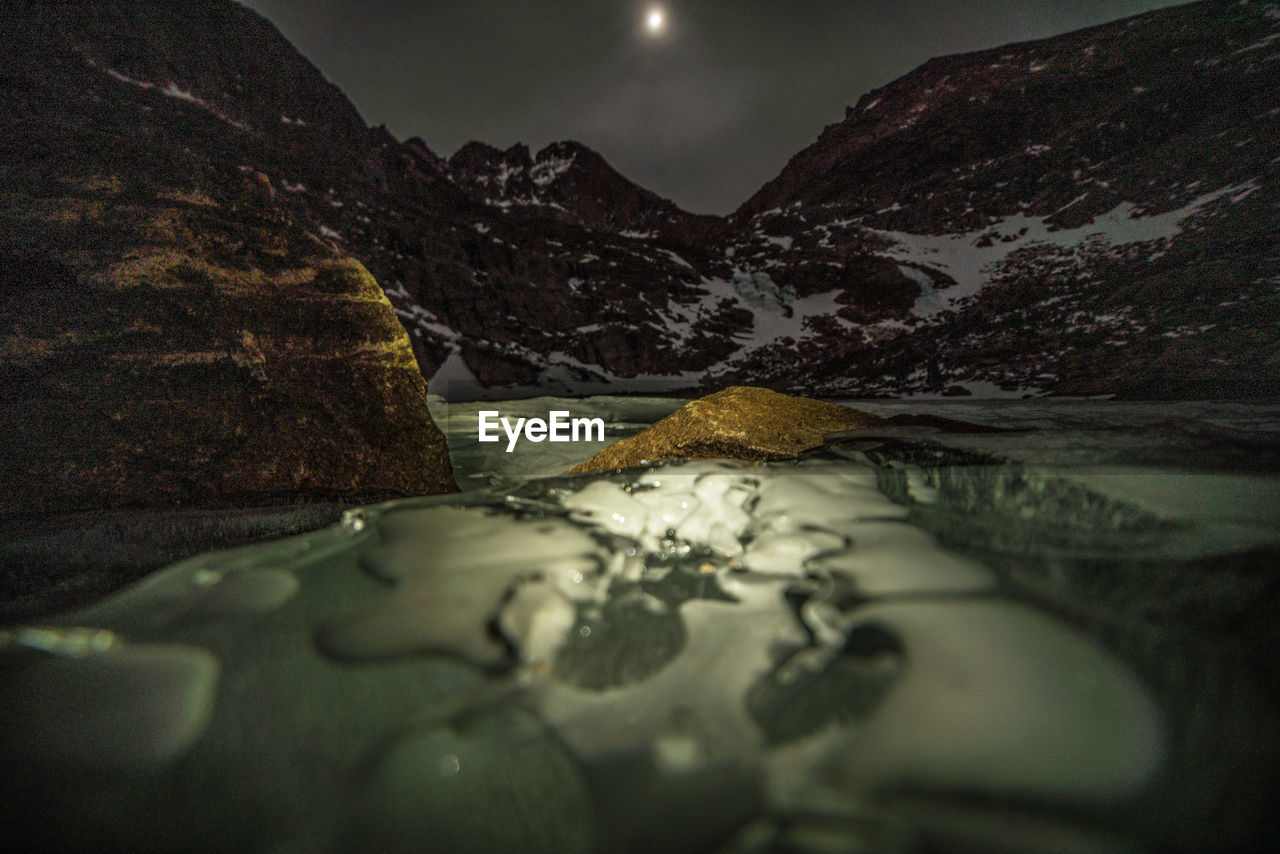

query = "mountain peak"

[
  {"left": 736, "top": 0, "right": 1277, "bottom": 226},
  {"left": 444, "top": 137, "right": 705, "bottom": 234}
]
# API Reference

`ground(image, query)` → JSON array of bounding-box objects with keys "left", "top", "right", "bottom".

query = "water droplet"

[
  {"left": 579, "top": 625, "right": 592, "bottom": 638},
  {"left": 341, "top": 509, "right": 367, "bottom": 534},
  {"left": 1, "top": 626, "right": 119, "bottom": 657},
  {"left": 570, "top": 571, "right": 584, "bottom": 584},
  {"left": 654, "top": 734, "right": 704, "bottom": 774},
  {"left": 193, "top": 569, "right": 223, "bottom": 587},
  {"left": 437, "top": 753, "right": 461, "bottom": 777}
]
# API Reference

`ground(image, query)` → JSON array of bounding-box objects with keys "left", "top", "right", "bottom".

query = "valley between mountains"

[
  {"left": 3, "top": 0, "right": 1279, "bottom": 518},
  {"left": 8, "top": 0, "right": 1277, "bottom": 405}
]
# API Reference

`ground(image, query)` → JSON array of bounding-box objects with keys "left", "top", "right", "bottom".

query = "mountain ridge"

[{"left": 4, "top": 0, "right": 1277, "bottom": 400}]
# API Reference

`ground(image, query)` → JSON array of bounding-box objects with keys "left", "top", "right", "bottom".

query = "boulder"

[
  {"left": 570, "top": 386, "right": 886, "bottom": 472},
  {"left": 1, "top": 170, "right": 458, "bottom": 526}
]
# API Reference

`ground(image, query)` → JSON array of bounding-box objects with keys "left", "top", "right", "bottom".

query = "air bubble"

[
  {"left": 341, "top": 509, "right": 367, "bottom": 534},
  {"left": 437, "top": 753, "right": 461, "bottom": 777}
]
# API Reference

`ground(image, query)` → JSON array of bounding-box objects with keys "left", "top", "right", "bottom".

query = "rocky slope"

[
  {"left": 364, "top": 0, "right": 1280, "bottom": 399},
  {"left": 1, "top": 0, "right": 457, "bottom": 527},
  {"left": 5, "top": 0, "right": 1278, "bottom": 409},
  {"left": 727, "top": 0, "right": 1280, "bottom": 398}
]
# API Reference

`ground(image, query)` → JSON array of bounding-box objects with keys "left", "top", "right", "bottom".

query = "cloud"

[
  {"left": 575, "top": 47, "right": 765, "bottom": 152},
  {"left": 528, "top": 36, "right": 770, "bottom": 211}
]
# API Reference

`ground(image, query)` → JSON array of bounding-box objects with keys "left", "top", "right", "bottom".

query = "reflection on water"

[{"left": 2, "top": 398, "right": 1278, "bottom": 853}]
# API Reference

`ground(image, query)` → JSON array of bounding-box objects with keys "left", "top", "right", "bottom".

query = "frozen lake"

[{"left": 3, "top": 397, "right": 1279, "bottom": 852}]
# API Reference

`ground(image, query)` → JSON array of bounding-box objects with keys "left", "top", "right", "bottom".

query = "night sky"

[{"left": 239, "top": 0, "right": 1191, "bottom": 214}]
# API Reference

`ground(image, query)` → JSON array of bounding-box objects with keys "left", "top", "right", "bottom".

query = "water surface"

[{"left": 3, "top": 397, "right": 1278, "bottom": 853}]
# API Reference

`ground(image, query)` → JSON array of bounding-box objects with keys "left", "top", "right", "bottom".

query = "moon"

[{"left": 645, "top": 6, "right": 667, "bottom": 35}]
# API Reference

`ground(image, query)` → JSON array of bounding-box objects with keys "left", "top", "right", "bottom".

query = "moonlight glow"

[{"left": 645, "top": 6, "right": 666, "bottom": 34}]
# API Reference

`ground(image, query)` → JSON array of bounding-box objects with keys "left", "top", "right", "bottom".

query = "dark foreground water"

[{"left": 2, "top": 398, "right": 1278, "bottom": 853}]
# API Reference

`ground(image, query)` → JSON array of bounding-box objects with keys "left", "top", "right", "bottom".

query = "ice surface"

[
  {"left": 562, "top": 481, "right": 655, "bottom": 543},
  {"left": 809, "top": 599, "right": 1164, "bottom": 802},
  {"left": 318, "top": 507, "right": 603, "bottom": 666},
  {"left": 12, "top": 397, "right": 1272, "bottom": 850},
  {"left": 191, "top": 567, "right": 300, "bottom": 616},
  {"left": 749, "top": 471, "right": 907, "bottom": 534},
  {"left": 808, "top": 521, "right": 995, "bottom": 595},
  {"left": 348, "top": 706, "right": 593, "bottom": 854},
  {"left": 870, "top": 182, "right": 1258, "bottom": 318}
]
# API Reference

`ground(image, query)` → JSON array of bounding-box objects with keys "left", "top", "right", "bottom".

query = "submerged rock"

[{"left": 571, "top": 386, "right": 885, "bottom": 472}]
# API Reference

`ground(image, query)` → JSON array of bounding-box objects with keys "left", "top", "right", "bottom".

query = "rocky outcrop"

[
  {"left": 448, "top": 140, "right": 717, "bottom": 236},
  {"left": 0, "top": 166, "right": 457, "bottom": 522},
  {"left": 571, "top": 386, "right": 885, "bottom": 472},
  {"left": 1, "top": 0, "right": 458, "bottom": 528}
]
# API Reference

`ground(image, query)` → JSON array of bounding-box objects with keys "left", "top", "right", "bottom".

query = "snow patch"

[
  {"left": 531, "top": 152, "right": 576, "bottom": 187},
  {"left": 98, "top": 65, "right": 250, "bottom": 132},
  {"left": 869, "top": 183, "right": 1256, "bottom": 319},
  {"left": 655, "top": 248, "right": 694, "bottom": 270}
]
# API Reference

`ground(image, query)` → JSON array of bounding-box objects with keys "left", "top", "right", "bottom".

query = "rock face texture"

[
  {"left": 2, "top": 0, "right": 457, "bottom": 521},
  {"left": 571, "top": 386, "right": 885, "bottom": 472},
  {"left": 0, "top": 181, "right": 457, "bottom": 518}
]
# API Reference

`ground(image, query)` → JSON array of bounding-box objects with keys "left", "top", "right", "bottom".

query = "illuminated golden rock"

[{"left": 572, "top": 386, "right": 885, "bottom": 472}]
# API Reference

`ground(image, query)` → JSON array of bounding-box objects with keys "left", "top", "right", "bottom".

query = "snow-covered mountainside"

[
  {"left": 726, "top": 0, "right": 1280, "bottom": 397},
  {"left": 362, "top": 0, "right": 1280, "bottom": 398},
  {"left": 6, "top": 0, "right": 1278, "bottom": 398}
]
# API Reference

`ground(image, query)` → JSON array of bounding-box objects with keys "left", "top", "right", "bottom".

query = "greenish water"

[{"left": 2, "top": 398, "right": 1278, "bottom": 853}]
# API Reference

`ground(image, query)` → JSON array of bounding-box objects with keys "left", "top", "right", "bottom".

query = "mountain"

[
  {"left": 368, "top": 0, "right": 1278, "bottom": 399},
  {"left": 727, "top": 0, "right": 1280, "bottom": 397},
  {"left": 447, "top": 140, "right": 709, "bottom": 237},
  {"left": 4, "top": 0, "right": 1278, "bottom": 412},
  {"left": 1, "top": 0, "right": 457, "bottom": 522}
]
